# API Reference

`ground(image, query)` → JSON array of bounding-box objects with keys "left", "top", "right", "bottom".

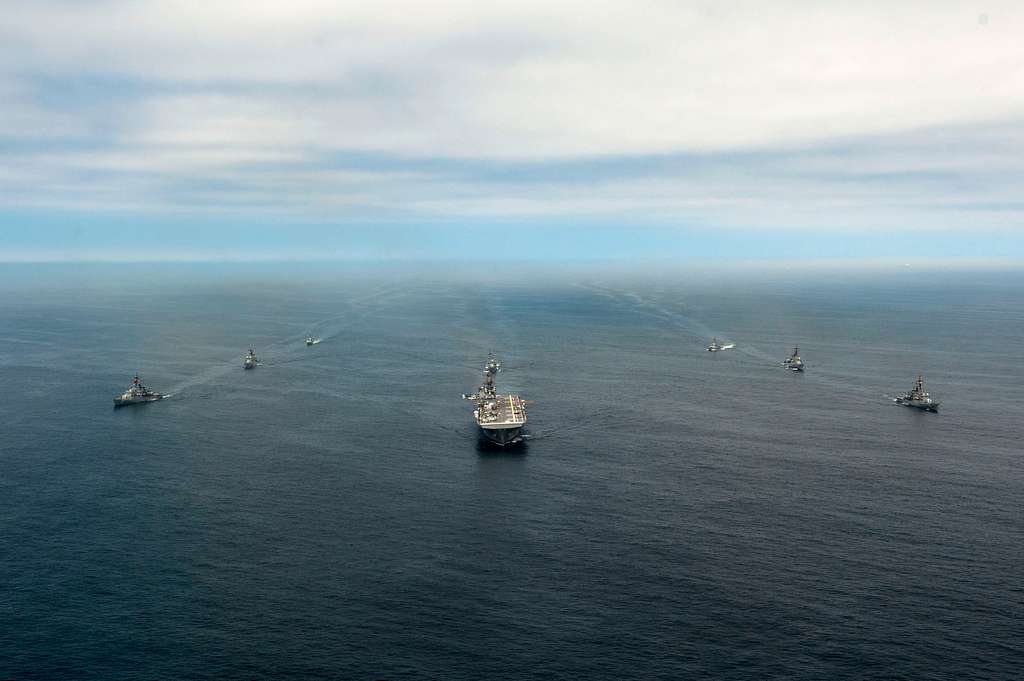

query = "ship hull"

[
  {"left": 244, "top": 362, "right": 256, "bottom": 369},
  {"left": 479, "top": 426, "right": 523, "bottom": 446},
  {"left": 113, "top": 395, "right": 162, "bottom": 407},
  {"left": 895, "top": 399, "right": 939, "bottom": 412}
]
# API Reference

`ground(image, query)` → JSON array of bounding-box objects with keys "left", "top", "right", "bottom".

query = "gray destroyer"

[
  {"left": 244, "top": 348, "right": 259, "bottom": 369},
  {"left": 894, "top": 374, "right": 939, "bottom": 412},
  {"left": 114, "top": 374, "right": 163, "bottom": 407},
  {"left": 463, "top": 353, "right": 527, "bottom": 446},
  {"left": 783, "top": 346, "right": 804, "bottom": 371}
]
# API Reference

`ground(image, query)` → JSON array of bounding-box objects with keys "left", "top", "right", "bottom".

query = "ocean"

[{"left": 1, "top": 263, "right": 1021, "bottom": 680}]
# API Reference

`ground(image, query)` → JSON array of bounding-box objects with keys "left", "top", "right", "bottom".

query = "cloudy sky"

[{"left": 2, "top": 0, "right": 1023, "bottom": 261}]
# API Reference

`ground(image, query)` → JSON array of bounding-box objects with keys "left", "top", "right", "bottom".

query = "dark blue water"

[{"left": 1, "top": 264, "right": 1022, "bottom": 680}]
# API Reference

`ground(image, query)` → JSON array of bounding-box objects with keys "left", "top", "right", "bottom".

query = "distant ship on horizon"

[{"left": 462, "top": 353, "right": 527, "bottom": 446}]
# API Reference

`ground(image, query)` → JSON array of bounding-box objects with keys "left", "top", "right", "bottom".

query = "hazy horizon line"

[{"left": 2, "top": 255, "right": 1023, "bottom": 271}]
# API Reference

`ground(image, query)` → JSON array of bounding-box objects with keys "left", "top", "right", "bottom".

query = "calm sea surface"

[{"left": 1, "top": 264, "right": 1021, "bottom": 680}]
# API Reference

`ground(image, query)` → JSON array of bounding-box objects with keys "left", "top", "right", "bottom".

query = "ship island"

[{"left": 463, "top": 353, "right": 527, "bottom": 446}]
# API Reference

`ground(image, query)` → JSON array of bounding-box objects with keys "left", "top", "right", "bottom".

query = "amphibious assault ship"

[
  {"left": 244, "top": 348, "right": 259, "bottom": 369},
  {"left": 783, "top": 346, "right": 804, "bottom": 371},
  {"left": 894, "top": 375, "right": 939, "bottom": 412},
  {"left": 114, "top": 374, "right": 163, "bottom": 407},
  {"left": 462, "top": 353, "right": 527, "bottom": 446}
]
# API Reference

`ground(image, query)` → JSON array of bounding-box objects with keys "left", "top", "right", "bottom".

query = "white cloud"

[
  {"left": 4, "top": 1, "right": 1024, "bottom": 156},
  {"left": 1, "top": 0, "right": 1024, "bottom": 232}
]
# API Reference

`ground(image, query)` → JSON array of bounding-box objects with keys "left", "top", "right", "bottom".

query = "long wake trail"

[
  {"left": 167, "top": 286, "right": 405, "bottom": 398},
  {"left": 576, "top": 282, "right": 891, "bottom": 401}
]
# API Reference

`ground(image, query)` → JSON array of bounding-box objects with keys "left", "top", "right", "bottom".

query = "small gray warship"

[
  {"left": 894, "top": 375, "right": 939, "bottom": 412},
  {"left": 113, "top": 374, "right": 163, "bottom": 407},
  {"left": 244, "top": 348, "right": 259, "bottom": 369},
  {"left": 462, "top": 352, "right": 527, "bottom": 446},
  {"left": 707, "top": 337, "right": 734, "bottom": 352},
  {"left": 783, "top": 346, "right": 804, "bottom": 371}
]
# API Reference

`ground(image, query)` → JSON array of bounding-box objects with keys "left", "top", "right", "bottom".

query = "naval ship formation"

[
  {"left": 463, "top": 353, "right": 527, "bottom": 446},
  {"left": 110, "top": 326, "right": 947, "bottom": 434}
]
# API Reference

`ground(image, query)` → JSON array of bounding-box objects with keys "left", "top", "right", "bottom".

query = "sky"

[{"left": 1, "top": 0, "right": 1023, "bottom": 262}]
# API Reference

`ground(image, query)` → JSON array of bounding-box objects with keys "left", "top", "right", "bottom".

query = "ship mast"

[{"left": 464, "top": 352, "right": 500, "bottom": 402}]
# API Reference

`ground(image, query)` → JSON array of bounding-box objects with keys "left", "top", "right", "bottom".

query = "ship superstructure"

[
  {"left": 894, "top": 374, "right": 940, "bottom": 412},
  {"left": 783, "top": 346, "right": 804, "bottom": 371},
  {"left": 113, "top": 374, "right": 163, "bottom": 407},
  {"left": 244, "top": 348, "right": 259, "bottom": 369},
  {"left": 463, "top": 352, "right": 527, "bottom": 445}
]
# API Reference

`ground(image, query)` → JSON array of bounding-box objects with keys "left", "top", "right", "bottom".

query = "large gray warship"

[
  {"left": 243, "top": 348, "right": 259, "bottom": 369},
  {"left": 894, "top": 374, "right": 940, "bottom": 412},
  {"left": 463, "top": 353, "right": 527, "bottom": 446},
  {"left": 113, "top": 374, "right": 163, "bottom": 407},
  {"left": 783, "top": 346, "right": 804, "bottom": 371}
]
